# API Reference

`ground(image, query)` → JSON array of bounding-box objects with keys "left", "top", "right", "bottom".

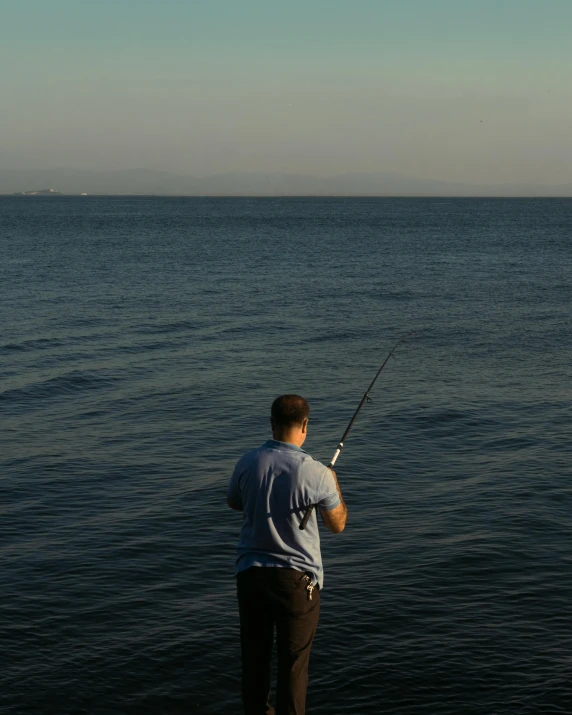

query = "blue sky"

[{"left": 2, "top": 0, "right": 571, "bottom": 183}]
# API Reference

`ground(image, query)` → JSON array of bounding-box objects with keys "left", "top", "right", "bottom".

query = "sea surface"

[{"left": 1, "top": 196, "right": 571, "bottom": 715}]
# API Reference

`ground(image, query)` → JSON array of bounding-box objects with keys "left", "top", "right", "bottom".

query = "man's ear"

[{"left": 301, "top": 418, "right": 308, "bottom": 433}]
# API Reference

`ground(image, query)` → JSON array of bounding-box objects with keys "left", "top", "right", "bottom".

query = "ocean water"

[{"left": 1, "top": 196, "right": 571, "bottom": 715}]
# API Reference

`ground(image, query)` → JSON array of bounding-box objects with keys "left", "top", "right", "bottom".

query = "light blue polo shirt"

[{"left": 227, "top": 439, "right": 340, "bottom": 589}]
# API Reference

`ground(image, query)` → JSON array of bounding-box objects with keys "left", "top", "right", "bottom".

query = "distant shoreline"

[{"left": 2, "top": 169, "right": 571, "bottom": 198}]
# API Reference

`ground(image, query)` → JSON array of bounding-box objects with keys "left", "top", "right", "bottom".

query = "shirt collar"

[{"left": 264, "top": 439, "right": 306, "bottom": 453}]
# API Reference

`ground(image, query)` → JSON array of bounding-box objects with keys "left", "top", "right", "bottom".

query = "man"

[{"left": 227, "top": 394, "right": 347, "bottom": 715}]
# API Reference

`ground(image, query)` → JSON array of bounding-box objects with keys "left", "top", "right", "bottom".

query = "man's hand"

[
  {"left": 227, "top": 497, "right": 243, "bottom": 511},
  {"left": 320, "top": 468, "right": 347, "bottom": 533}
]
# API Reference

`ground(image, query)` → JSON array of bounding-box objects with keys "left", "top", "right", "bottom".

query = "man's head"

[{"left": 270, "top": 394, "right": 310, "bottom": 447}]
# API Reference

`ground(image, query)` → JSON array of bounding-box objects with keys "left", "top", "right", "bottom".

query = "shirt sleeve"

[
  {"left": 315, "top": 466, "right": 340, "bottom": 511},
  {"left": 227, "top": 460, "right": 243, "bottom": 507}
]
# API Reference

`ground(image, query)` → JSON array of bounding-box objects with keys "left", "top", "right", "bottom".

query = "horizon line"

[{"left": 3, "top": 193, "right": 572, "bottom": 199}]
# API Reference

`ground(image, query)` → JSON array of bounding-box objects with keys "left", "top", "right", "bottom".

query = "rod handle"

[
  {"left": 299, "top": 444, "right": 343, "bottom": 530},
  {"left": 329, "top": 443, "right": 343, "bottom": 468},
  {"left": 299, "top": 504, "right": 314, "bottom": 530}
]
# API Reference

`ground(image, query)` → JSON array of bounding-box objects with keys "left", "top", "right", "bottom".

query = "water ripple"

[{"left": 2, "top": 197, "right": 571, "bottom": 714}]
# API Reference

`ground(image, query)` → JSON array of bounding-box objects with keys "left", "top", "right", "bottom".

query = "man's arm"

[
  {"left": 227, "top": 464, "right": 243, "bottom": 511},
  {"left": 319, "top": 469, "right": 347, "bottom": 533}
]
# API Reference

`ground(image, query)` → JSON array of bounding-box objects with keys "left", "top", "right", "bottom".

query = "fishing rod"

[{"left": 299, "top": 333, "right": 412, "bottom": 530}]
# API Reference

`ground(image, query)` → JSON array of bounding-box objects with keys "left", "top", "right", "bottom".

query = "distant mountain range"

[{"left": 1, "top": 168, "right": 571, "bottom": 197}]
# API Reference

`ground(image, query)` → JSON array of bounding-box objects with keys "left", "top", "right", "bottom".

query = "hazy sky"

[{"left": 2, "top": 0, "right": 571, "bottom": 183}]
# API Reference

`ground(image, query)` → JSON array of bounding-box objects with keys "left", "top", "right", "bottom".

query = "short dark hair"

[{"left": 271, "top": 394, "right": 310, "bottom": 428}]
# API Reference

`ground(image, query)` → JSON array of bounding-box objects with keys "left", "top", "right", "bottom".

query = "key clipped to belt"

[{"left": 303, "top": 574, "right": 314, "bottom": 601}]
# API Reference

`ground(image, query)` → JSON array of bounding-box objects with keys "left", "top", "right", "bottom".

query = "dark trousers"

[{"left": 237, "top": 567, "right": 321, "bottom": 715}]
